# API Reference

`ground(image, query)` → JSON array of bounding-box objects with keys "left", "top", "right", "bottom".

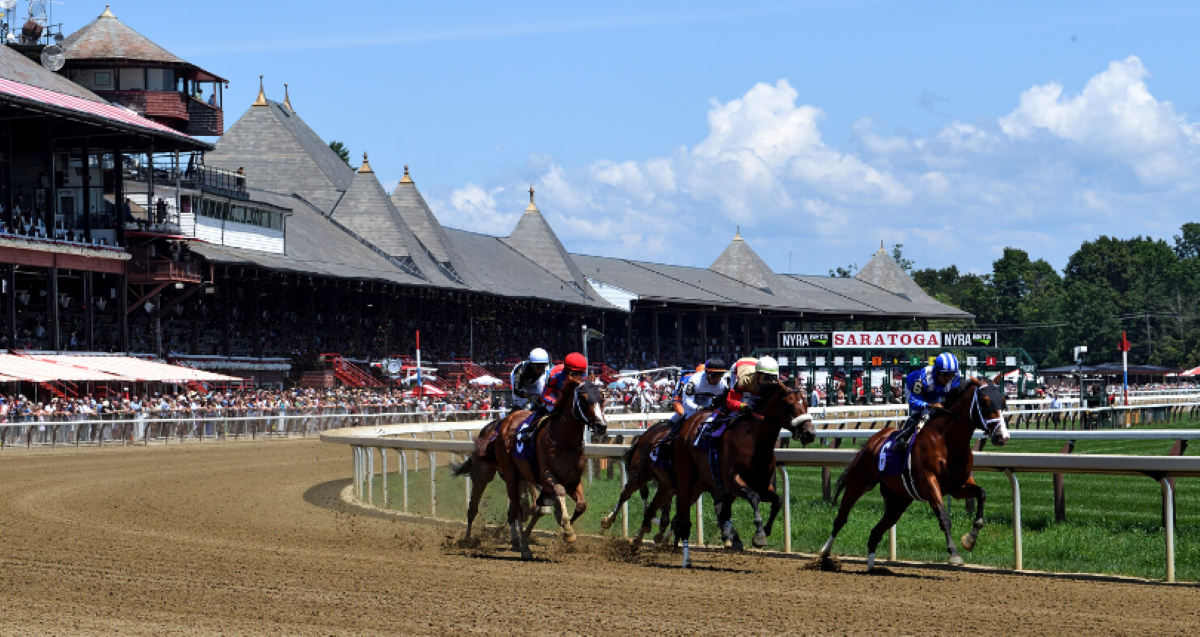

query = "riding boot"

[
  {"left": 517, "top": 407, "right": 545, "bottom": 443},
  {"left": 892, "top": 411, "right": 923, "bottom": 453}
]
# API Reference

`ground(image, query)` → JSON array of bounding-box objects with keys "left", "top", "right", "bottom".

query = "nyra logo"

[
  {"left": 943, "top": 332, "right": 996, "bottom": 347},
  {"left": 778, "top": 332, "right": 831, "bottom": 348}
]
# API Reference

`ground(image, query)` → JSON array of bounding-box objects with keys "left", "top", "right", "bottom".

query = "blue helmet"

[{"left": 933, "top": 352, "right": 960, "bottom": 376}]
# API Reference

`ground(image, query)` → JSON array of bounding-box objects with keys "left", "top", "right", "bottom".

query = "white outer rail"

[{"left": 323, "top": 419, "right": 1199, "bottom": 583}]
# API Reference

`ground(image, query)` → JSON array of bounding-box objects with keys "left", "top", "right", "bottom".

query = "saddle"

[
  {"left": 513, "top": 412, "right": 552, "bottom": 462},
  {"left": 878, "top": 428, "right": 925, "bottom": 502}
]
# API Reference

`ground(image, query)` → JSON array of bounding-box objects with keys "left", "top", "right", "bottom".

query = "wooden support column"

[
  {"left": 113, "top": 149, "right": 124, "bottom": 248},
  {"left": 652, "top": 311, "right": 660, "bottom": 363},
  {"left": 118, "top": 273, "right": 129, "bottom": 352},
  {"left": 84, "top": 271, "right": 94, "bottom": 350},
  {"left": 44, "top": 119, "right": 55, "bottom": 238},
  {"left": 47, "top": 267, "right": 60, "bottom": 351},
  {"left": 220, "top": 272, "right": 231, "bottom": 357},
  {"left": 3, "top": 121, "right": 13, "bottom": 231},
  {"left": 81, "top": 140, "right": 92, "bottom": 244},
  {"left": 5, "top": 264, "right": 15, "bottom": 348}
]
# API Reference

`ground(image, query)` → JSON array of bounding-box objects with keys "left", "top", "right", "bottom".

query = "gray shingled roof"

[
  {"left": 709, "top": 231, "right": 788, "bottom": 296},
  {"left": 443, "top": 229, "right": 613, "bottom": 308},
  {"left": 501, "top": 194, "right": 596, "bottom": 297},
  {"left": 191, "top": 188, "right": 431, "bottom": 286},
  {"left": 856, "top": 247, "right": 939, "bottom": 303},
  {"left": 389, "top": 170, "right": 477, "bottom": 286},
  {"left": 62, "top": 7, "right": 186, "bottom": 66},
  {"left": 205, "top": 101, "right": 351, "bottom": 214},
  {"left": 0, "top": 42, "right": 105, "bottom": 103}
]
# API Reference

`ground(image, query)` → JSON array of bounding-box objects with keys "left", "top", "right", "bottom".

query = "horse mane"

[{"left": 943, "top": 377, "right": 982, "bottom": 410}]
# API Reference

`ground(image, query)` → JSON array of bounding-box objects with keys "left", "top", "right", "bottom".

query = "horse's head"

[
  {"left": 572, "top": 380, "right": 608, "bottom": 438},
  {"left": 975, "top": 374, "right": 1010, "bottom": 446},
  {"left": 762, "top": 381, "right": 815, "bottom": 445}
]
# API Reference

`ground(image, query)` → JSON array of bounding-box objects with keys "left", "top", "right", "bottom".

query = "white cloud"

[{"left": 432, "top": 58, "right": 1200, "bottom": 272}]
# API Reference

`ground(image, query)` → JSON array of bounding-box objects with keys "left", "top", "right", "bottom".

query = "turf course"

[{"left": 368, "top": 423, "right": 1199, "bottom": 581}]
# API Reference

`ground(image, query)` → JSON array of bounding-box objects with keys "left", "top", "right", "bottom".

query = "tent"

[
  {"left": 469, "top": 375, "right": 504, "bottom": 386},
  {"left": 1180, "top": 366, "right": 1200, "bottom": 377},
  {"left": 607, "top": 380, "right": 628, "bottom": 389}
]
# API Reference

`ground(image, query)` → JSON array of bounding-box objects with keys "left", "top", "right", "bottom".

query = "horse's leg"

[
  {"left": 539, "top": 470, "right": 576, "bottom": 543},
  {"left": 464, "top": 462, "right": 496, "bottom": 541},
  {"left": 922, "top": 478, "right": 961, "bottom": 565},
  {"left": 820, "top": 466, "right": 877, "bottom": 558},
  {"left": 568, "top": 480, "right": 587, "bottom": 524},
  {"left": 642, "top": 485, "right": 671, "bottom": 545},
  {"left": 865, "top": 485, "right": 911, "bottom": 570},
  {"left": 601, "top": 468, "right": 642, "bottom": 531},
  {"left": 761, "top": 485, "right": 782, "bottom": 537},
  {"left": 505, "top": 473, "right": 534, "bottom": 559},
  {"left": 657, "top": 489, "right": 675, "bottom": 544},
  {"left": 674, "top": 475, "right": 694, "bottom": 567},
  {"left": 730, "top": 474, "right": 769, "bottom": 548},
  {"left": 951, "top": 477, "right": 987, "bottom": 552}
]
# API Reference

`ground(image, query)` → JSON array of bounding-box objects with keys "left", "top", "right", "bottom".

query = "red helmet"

[{"left": 564, "top": 352, "right": 588, "bottom": 372}]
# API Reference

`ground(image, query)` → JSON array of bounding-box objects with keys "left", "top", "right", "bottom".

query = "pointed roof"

[
  {"left": 62, "top": 5, "right": 225, "bottom": 82},
  {"left": 329, "top": 163, "right": 460, "bottom": 286},
  {"left": 205, "top": 99, "right": 353, "bottom": 214},
  {"left": 855, "top": 244, "right": 938, "bottom": 303},
  {"left": 709, "top": 228, "right": 787, "bottom": 295},
  {"left": 501, "top": 186, "right": 594, "bottom": 296},
  {"left": 389, "top": 166, "right": 463, "bottom": 270}
]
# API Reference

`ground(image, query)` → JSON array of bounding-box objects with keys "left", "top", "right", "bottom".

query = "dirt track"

[{"left": 0, "top": 440, "right": 1195, "bottom": 635}]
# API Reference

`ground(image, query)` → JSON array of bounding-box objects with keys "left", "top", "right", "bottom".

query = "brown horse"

[
  {"left": 818, "top": 375, "right": 1010, "bottom": 570},
  {"left": 673, "top": 382, "right": 815, "bottom": 567},
  {"left": 599, "top": 420, "right": 676, "bottom": 547},
  {"left": 454, "top": 378, "right": 608, "bottom": 559}
]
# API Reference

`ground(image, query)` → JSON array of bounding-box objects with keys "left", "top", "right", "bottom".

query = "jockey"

[
  {"left": 509, "top": 348, "right": 551, "bottom": 411},
  {"left": 515, "top": 352, "right": 588, "bottom": 444},
  {"left": 697, "top": 355, "right": 779, "bottom": 445},
  {"left": 663, "top": 358, "right": 729, "bottom": 444},
  {"left": 894, "top": 352, "right": 961, "bottom": 453}
]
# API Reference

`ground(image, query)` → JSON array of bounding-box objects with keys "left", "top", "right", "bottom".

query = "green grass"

[{"left": 367, "top": 422, "right": 1199, "bottom": 581}]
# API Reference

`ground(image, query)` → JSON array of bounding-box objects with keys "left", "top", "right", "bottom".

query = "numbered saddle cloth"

[
  {"left": 513, "top": 412, "right": 539, "bottom": 462},
  {"left": 877, "top": 429, "right": 925, "bottom": 502}
]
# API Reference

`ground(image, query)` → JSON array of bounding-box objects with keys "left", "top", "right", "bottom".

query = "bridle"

[
  {"left": 543, "top": 382, "right": 604, "bottom": 453},
  {"left": 934, "top": 382, "right": 1005, "bottom": 438}
]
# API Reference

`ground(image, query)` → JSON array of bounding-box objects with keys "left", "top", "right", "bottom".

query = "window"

[
  {"left": 146, "top": 68, "right": 174, "bottom": 91},
  {"left": 118, "top": 68, "right": 145, "bottom": 91}
]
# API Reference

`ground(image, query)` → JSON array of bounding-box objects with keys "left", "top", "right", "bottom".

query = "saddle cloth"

[
  {"left": 513, "top": 412, "right": 545, "bottom": 462},
  {"left": 877, "top": 429, "right": 925, "bottom": 502}
]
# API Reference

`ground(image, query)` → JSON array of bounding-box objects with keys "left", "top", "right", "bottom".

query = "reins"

[{"left": 932, "top": 383, "right": 1004, "bottom": 437}]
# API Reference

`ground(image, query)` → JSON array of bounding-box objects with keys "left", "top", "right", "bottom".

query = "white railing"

[{"left": 323, "top": 415, "right": 1199, "bottom": 583}]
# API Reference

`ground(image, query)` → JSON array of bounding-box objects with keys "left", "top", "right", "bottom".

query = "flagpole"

[{"left": 416, "top": 330, "right": 422, "bottom": 398}]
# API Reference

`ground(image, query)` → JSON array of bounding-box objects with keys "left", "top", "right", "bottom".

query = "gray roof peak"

[
  {"left": 855, "top": 244, "right": 936, "bottom": 302},
  {"left": 283, "top": 83, "right": 293, "bottom": 111},
  {"left": 400, "top": 164, "right": 413, "bottom": 184},
  {"left": 502, "top": 197, "right": 595, "bottom": 297},
  {"left": 526, "top": 185, "right": 538, "bottom": 213},
  {"left": 358, "top": 152, "right": 373, "bottom": 174},
  {"left": 709, "top": 231, "right": 785, "bottom": 295},
  {"left": 252, "top": 75, "right": 268, "bottom": 108}
]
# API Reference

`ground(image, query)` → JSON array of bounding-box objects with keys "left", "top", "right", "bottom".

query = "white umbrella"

[{"left": 469, "top": 374, "right": 504, "bottom": 386}]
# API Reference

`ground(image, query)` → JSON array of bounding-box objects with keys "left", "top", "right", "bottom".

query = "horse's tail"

[
  {"left": 450, "top": 456, "right": 474, "bottom": 478},
  {"left": 622, "top": 439, "right": 638, "bottom": 466}
]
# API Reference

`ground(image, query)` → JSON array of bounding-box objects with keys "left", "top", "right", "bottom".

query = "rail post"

[
  {"left": 382, "top": 448, "right": 389, "bottom": 507},
  {"left": 1054, "top": 440, "right": 1075, "bottom": 522},
  {"left": 888, "top": 526, "right": 897, "bottom": 562},
  {"left": 430, "top": 450, "right": 437, "bottom": 519},
  {"left": 781, "top": 467, "right": 791, "bottom": 553},
  {"left": 1006, "top": 470, "right": 1023, "bottom": 571},
  {"left": 696, "top": 494, "right": 704, "bottom": 546},
  {"left": 1162, "top": 478, "right": 1175, "bottom": 583},
  {"left": 367, "top": 447, "right": 375, "bottom": 506},
  {"left": 400, "top": 450, "right": 409, "bottom": 513},
  {"left": 621, "top": 461, "right": 629, "bottom": 538}
]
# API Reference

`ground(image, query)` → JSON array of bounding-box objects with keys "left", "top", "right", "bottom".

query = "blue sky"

[{"left": 52, "top": 1, "right": 1200, "bottom": 275}]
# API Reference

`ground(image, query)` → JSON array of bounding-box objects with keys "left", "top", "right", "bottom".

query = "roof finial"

[
  {"left": 358, "top": 152, "right": 373, "bottom": 174},
  {"left": 252, "top": 75, "right": 268, "bottom": 107},
  {"left": 283, "top": 83, "right": 293, "bottom": 111},
  {"left": 399, "top": 164, "right": 413, "bottom": 184},
  {"left": 734, "top": 225, "right": 742, "bottom": 241},
  {"left": 525, "top": 185, "right": 539, "bottom": 213},
  {"left": 100, "top": 5, "right": 116, "bottom": 19}
]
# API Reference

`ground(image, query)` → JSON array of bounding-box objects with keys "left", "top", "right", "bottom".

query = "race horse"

[
  {"left": 599, "top": 420, "right": 676, "bottom": 547},
  {"left": 818, "top": 375, "right": 1010, "bottom": 570},
  {"left": 453, "top": 377, "right": 608, "bottom": 560},
  {"left": 673, "top": 382, "right": 816, "bottom": 567}
]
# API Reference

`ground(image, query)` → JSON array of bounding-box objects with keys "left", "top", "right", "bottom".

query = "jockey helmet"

[
  {"left": 528, "top": 348, "right": 550, "bottom": 364},
  {"left": 704, "top": 357, "right": 727, "bottom": 373},
  {"left": 564, "top": 352, "right": 588, "bottom": 373},
  {"left": 933, "top": 352, "right": 960, "bottom": 376},
  {"left": 756, "top": 356, "right": 780, "bottom": 375}
]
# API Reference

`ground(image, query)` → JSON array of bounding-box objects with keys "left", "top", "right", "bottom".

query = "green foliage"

[
  {"left": 328, "top": 140, "right": 350, "bottom": 165},
  {"left": 891, "top": 243, "right": 914, "bottom": 272},
  {"left": 829, "top": 264, "right": 857, "bottom": 278},
  {"left": 911, "top": 225, "right": 1200, "bottom": 369}
]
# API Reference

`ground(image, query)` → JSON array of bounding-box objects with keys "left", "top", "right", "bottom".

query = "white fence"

[{"left": 323, "top": 409, "right": 1200, "bottom": 583}]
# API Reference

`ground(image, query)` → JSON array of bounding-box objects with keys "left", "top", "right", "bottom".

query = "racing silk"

[
  {"left": 682, "top": 371, "right": 730, "bottom": 417},
  {"left": 509, "top": 361, "right": 550, "bottom": 409},
  {"left": 540, "top": 364, "right": 569, "bottom": 408},
  {"left": 904, "top": 366, "right": 961, "bottom": 414},
  {"left": 671, "top": 376, "right": 687, "bottom": 416},
  {"left": 723, "top": 358, "right": 760, "bottom": 412}
]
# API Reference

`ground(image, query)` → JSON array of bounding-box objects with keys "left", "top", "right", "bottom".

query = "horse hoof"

[
  {"left": 753, "top": 533, "right": 768, "bottom": 548},
  {"left": 564, "top": 532, "right": 577, "bottom": 543},
  {"left": 723, "top": 539, "right": 732, "bottom": 549},
  {"left": 521, "top": 550, "right": 533, "bottom": 561},
  {"left": 948, "top": 555, "right": 964, "bottom": 566},
  {"left": 960, "top": 534, "right": 976, "bottom": 552},
  {"left": 653, "top": 533, "right": 665, "bottom": 544},
  {"left": 538, "top": 506, "right": 554, "bottom": 515},
  {"left": 599, "top": 516, "right": 613, "bottom": 530},
  {"left": 730, "top": 539, "right": 744, "bottom": 551}
]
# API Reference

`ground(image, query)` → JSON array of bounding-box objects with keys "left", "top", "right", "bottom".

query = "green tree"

[
  {"left": 829, "top": 264, "right": 857, "bottom": 278},
  {"left": 891, "top": 243, "right": 913, "bottom": 272},
  {"left": 329, "top": 140, "right": 350, "bottom": 165}
]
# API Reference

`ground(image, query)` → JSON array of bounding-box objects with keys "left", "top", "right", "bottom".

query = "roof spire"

[
  {"left": 399, "top": 164, "right": 413, "bottom": 184},
  {"left": 252, "top": 75, "right": 268, "bottom": 107},
  {"left": 734, "top": 225, "right": 742, "bottom": 241},
  {"left": 100, "top": 5, "right": 116, "bottom": 19},
  {"left": 526, "top": 185, "right": 539, "bottom": 213},
  {"left": 283, "top": 83, "right": 293, "bottom": 111},
  {"left": 880, "top": 239, "right": 885, "bottom": 251},
  {"left": 358, "top": 152, "right": 373, "bottom": 174}
]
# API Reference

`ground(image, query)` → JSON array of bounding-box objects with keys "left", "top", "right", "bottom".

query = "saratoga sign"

[
  {"left": 832, "top": 331, "right": 940, "bottom": 348},
  {"left": 776, "top": 330, "right": 999, "bottom": 349}
]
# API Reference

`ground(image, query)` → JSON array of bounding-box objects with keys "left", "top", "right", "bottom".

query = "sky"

[{"left": 44, "top": 1, "right": 1200, "bottom": 275}]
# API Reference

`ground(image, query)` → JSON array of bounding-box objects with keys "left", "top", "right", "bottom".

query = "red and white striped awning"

[
  {"left": 0, "top": 77, "right": 190, "bottom": 138},
  {"left": 35, "top": 356, "right": 241, "bottom": 382},
  {"left": 0, "top": 354, "right": 128, "bottom": 382}
]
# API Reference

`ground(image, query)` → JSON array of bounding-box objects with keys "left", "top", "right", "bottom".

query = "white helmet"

[
  {"left": 529, "top": 348, "right": 550, "bottom": 364},
  {"left": 756, "top": 356, "right": 780, "bottom": 375}
]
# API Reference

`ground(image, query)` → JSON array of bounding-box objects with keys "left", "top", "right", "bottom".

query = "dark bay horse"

[
  {"left": 818, "top": 375, "right": 1010, "bottom": 570},
  {"left": 454, "top": 378, "right": 608, "bottom": 560},
  {"left": 599, "top": 420, "right": 676, "bottom": 547},
  {"left": 674, "top": 382, "right": 815, "bottom": 567}
]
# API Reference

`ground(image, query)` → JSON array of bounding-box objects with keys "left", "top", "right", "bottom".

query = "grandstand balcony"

[{"left": 126, "top": 257, "right": 203, "bottom": 285}]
